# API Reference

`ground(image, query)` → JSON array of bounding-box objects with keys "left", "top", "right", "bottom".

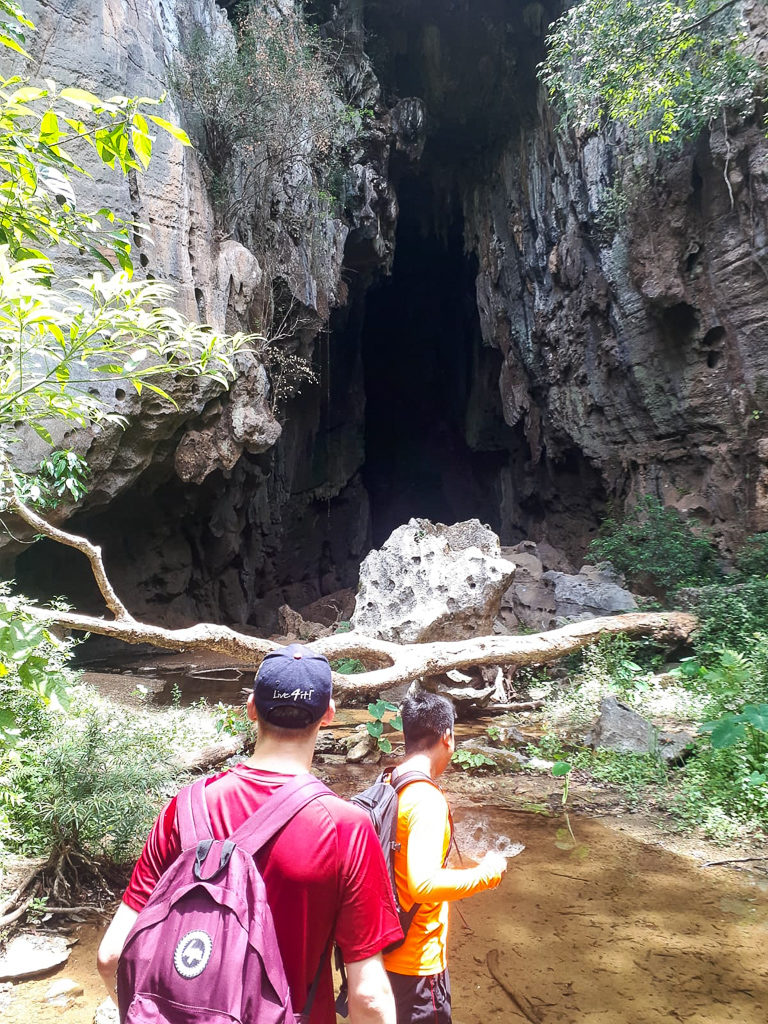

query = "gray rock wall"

[{"left": 465, "top": 78, "right": 768, "bottom": 551}]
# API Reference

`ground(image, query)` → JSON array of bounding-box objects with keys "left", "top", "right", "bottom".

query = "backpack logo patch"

[{"left": 174, "top": 930, "right": 213, "bottom": 979}]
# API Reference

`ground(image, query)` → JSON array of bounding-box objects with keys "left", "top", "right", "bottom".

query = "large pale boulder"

[{"left": 351, "top": 519, "right": 516, "bottom": 642}]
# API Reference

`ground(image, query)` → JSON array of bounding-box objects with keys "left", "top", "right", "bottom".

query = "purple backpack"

[{"left": 117, "top": 773, "right": 330, "bottom": 1024}]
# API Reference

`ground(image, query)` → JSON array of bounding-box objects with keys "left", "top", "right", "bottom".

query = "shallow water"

[
  {"left": 3, "top": 792, "right": 767, "bottom": 1024},
  {"left": 12, "top": 670, "right": 768, "bottom": 1024}
]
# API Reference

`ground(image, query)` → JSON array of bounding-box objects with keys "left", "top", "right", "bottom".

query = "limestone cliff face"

[
  {"left": 10, "top": 0, "right": 768, "bottom": 627},
  {"left": 465, "top": 100, "right": 768, "bottom": 552},
  {"left": 11, "top": 0, "right": 406, "bottom": 625}
]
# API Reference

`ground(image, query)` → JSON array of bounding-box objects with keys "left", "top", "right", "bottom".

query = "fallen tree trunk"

[
  {"left": 13, "top": 597, "right": 696, "bottom": 699},
  {"left": 3, "top": 479, "right": 698, "bottom": 701}
]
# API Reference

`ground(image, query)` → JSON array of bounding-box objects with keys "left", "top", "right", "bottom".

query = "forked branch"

[{"left": 0, "top": 455, "right": 134, "bottom": 622}]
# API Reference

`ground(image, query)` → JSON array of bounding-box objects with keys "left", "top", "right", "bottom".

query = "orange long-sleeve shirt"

[{"left": 382, "top": 780, "right": 502, "bottom": 976}]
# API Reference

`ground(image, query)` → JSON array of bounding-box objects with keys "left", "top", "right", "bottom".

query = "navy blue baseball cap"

[{"left": 253, "top": 643, "right": 333, "bottom": 728}]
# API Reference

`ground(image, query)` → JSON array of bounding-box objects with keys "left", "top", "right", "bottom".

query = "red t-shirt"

[{"left": 123, "top": 765, "right": 402, "bottom": 1023}]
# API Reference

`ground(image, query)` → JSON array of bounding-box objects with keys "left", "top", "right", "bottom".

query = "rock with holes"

[
  {"left": 94, "top": 998, "right": 119, "bottom": 1024},
  {"left": 351, "top": 518, "right": 516, "bottom": 643}
]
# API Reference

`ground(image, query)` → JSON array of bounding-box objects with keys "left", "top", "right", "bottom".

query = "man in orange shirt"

[{"left": 383, "top": 691, "right": 507, "bottom": 1024}]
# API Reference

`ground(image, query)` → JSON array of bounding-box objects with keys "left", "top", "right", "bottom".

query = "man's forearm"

[
  {"left": 96, "top": 901, "right": 139, "bottom": 1003},
  {"left": 346, "top": 954, "right": 397, "bottom": 1024}
]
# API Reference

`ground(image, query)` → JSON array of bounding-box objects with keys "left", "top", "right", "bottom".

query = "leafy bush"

[
  {"left": 0, "top": 591, "right": 79, "bottom": 745},
  {"left": 453, "top": 748, "right": 497, "bottom": 772},
  {"left": 540, "top": 0, "right": 765, "bottom": 146},
  {"left": 588, "top": 495, "right": 719, "bottom": 594},
  {"left": 670, "top": 742, "right": 768, "bottom": 837},
  {"left": 691, "top": 581, "right": 768, "bottom": 655},
  {"left": 674, "top": 648, "right": 768, "bottom": 718},
  {"left": 171, "top": 2, "right": 350, "bottom": 219},
  {"left": 734, "top": 533, "right": 768, "bottom": 579},
  {"left": 7, "top": 693, "right": 179, "bottom": 864}
]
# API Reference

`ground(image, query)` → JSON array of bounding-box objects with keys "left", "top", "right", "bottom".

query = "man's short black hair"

[{"left": 400, "top": 691, "right": 455, "bottom": 754}]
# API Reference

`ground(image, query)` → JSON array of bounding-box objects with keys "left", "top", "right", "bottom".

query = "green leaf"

[
  {"left": 59, "top": 87, "right": 104, "bottom": 109},
  {"left": 707, "top": 718, "right": 745, "bottom": 750},
  {"left": 147, "top": 115, "right": 191, "bottom": 145},
  {"left": 9, "top": 86, "right": 48, "bottom": 103},
  {"left": 742, "top": 705, "right": 768, "bottom": 732},
  {"left": 31, "top": 422, "right": 53, "bottom": 444},
  {"left": 40, "top": 109, "right": 61, "bottom": 146},
  {"left": 552, "top": 761, "right": 572, "bottom": 777},
  {"left": 131, "top": 128, "right": 152, "bottom": 169},
  {"left": 366, "top": 721, "right": 383, "bottom": 738},
  {"left": 0, "top": 31, "right": 30, "bottom": 57},
  {"left": 378, "top": 737, "right": 392, "bottom": 754}
]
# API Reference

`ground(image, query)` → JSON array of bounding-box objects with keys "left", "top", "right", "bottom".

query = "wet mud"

[{"left": 3, "top": 799, "right": 767, "bottom": 1024}]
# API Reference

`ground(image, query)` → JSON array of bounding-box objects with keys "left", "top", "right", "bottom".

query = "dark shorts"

[{"left": 387, "top": 969, "right": 452, "bottom": 1024}]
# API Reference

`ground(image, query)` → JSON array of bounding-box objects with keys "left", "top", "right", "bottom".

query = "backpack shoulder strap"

[
  {"left": 176, "top": 777, "right": 214, "bottom": 850},
  {"left": 390, "top": 769, "right": 436, "bottom": 793},
  {"left": 389, "top": 769, "right": 458, "bottom": 867},
  {"left": 229, "top": 774, "right": 331, "bottom": 855}
]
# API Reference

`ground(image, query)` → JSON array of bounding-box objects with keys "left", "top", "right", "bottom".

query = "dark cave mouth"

[
  {"left": 357, "top": 172, "right": 513, "bottom": 546},
  {"left": 11, "top": 169, "right": 609, "bottom": 631}
]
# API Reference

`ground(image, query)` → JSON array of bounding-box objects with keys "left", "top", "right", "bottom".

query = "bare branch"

[
  {"left": 5, "top": 495, "right": 134, "bottom": 621},
  {"left": 0, "top": 452, "right": 133, "bottom": 621}
]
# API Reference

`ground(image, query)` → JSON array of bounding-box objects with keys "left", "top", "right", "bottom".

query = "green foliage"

[
  {"left": 170, "top": 2, "right": 354, "bottom": 221},
  {"left": 213, "top": 701, "right": 249, "bottom": 738},
  {"left": 527, "top": 731, "right": 567, "bottom": 761},
  {"left": 0, "top": 9, "right": 188, "bottom": 271},
  {"left": 0, "top": 254, "right": 246, "bottom": 441},
  {"left": 366, "top": 699, "right": 402, "bottom": 754},
  {"left": 674, "top": 647, "right": 768, "bottom": 717},
  {"left": 571, "top": 748, "right": 668, "bottom": 805},
  {"left": 7, "top": 697, "right": 178, "bottom": 862},
  {"left": 691, "top": 580, "right": 768, "bottom": 655},
  {"left": 0, "top": 1, "right": 251, "bottom": 462},
  {"left": 670, "top": 708, "right": 768, "bottom": 836},
  {"left": 540, "top": 0, "right": 765, "bottom": 146},
  {"left": 14, "top": 449, "right": 89, "bottom": 507},
  {"left": 588, "top": 495, "right": 719, "bottom": 594},
  {"left": 330, "top": 656, "right": 366, "bottom": 674},
  {"left": 0, "top": 590, "right": 78, "bottom": 745},
  {"left": 734, "top": 533, "right": 768, "bottom": 579},
  {"left": 452, "top": 748, "right": 497, "bottom": 772}
]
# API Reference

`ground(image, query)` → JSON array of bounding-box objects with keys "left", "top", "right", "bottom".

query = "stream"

[
  {"left": 3, "top": 781, "right": 767, "bottom": 1023},
  {"left": 3, "top": 664, "right": 767, "bottom": 1022}
]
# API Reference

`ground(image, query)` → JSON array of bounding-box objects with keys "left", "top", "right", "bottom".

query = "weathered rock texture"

[
  {"left": 8, "top": 0, "right": 768, "bottom": 631},
  {"left": 495, "top": 541, "right": 637, "bottom": 632},
  {"left": 464, "top": 0, "right": 768, "bottom": 553},
  {"left": 352, "top": 519, "right": 516, "bottom": 642}
]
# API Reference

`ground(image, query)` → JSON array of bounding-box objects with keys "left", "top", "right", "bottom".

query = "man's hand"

[{"left": 478, "top": 851, "right": 508, "bottom": 887}]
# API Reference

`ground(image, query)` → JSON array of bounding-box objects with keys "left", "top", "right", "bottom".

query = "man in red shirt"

[{"left": 97, "top": 643, "right": 402, "bottom": 1024}]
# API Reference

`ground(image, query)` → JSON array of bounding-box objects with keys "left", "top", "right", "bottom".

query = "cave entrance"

[{"left": 360, "top": 173, "right": 508, "bottom": 546}]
